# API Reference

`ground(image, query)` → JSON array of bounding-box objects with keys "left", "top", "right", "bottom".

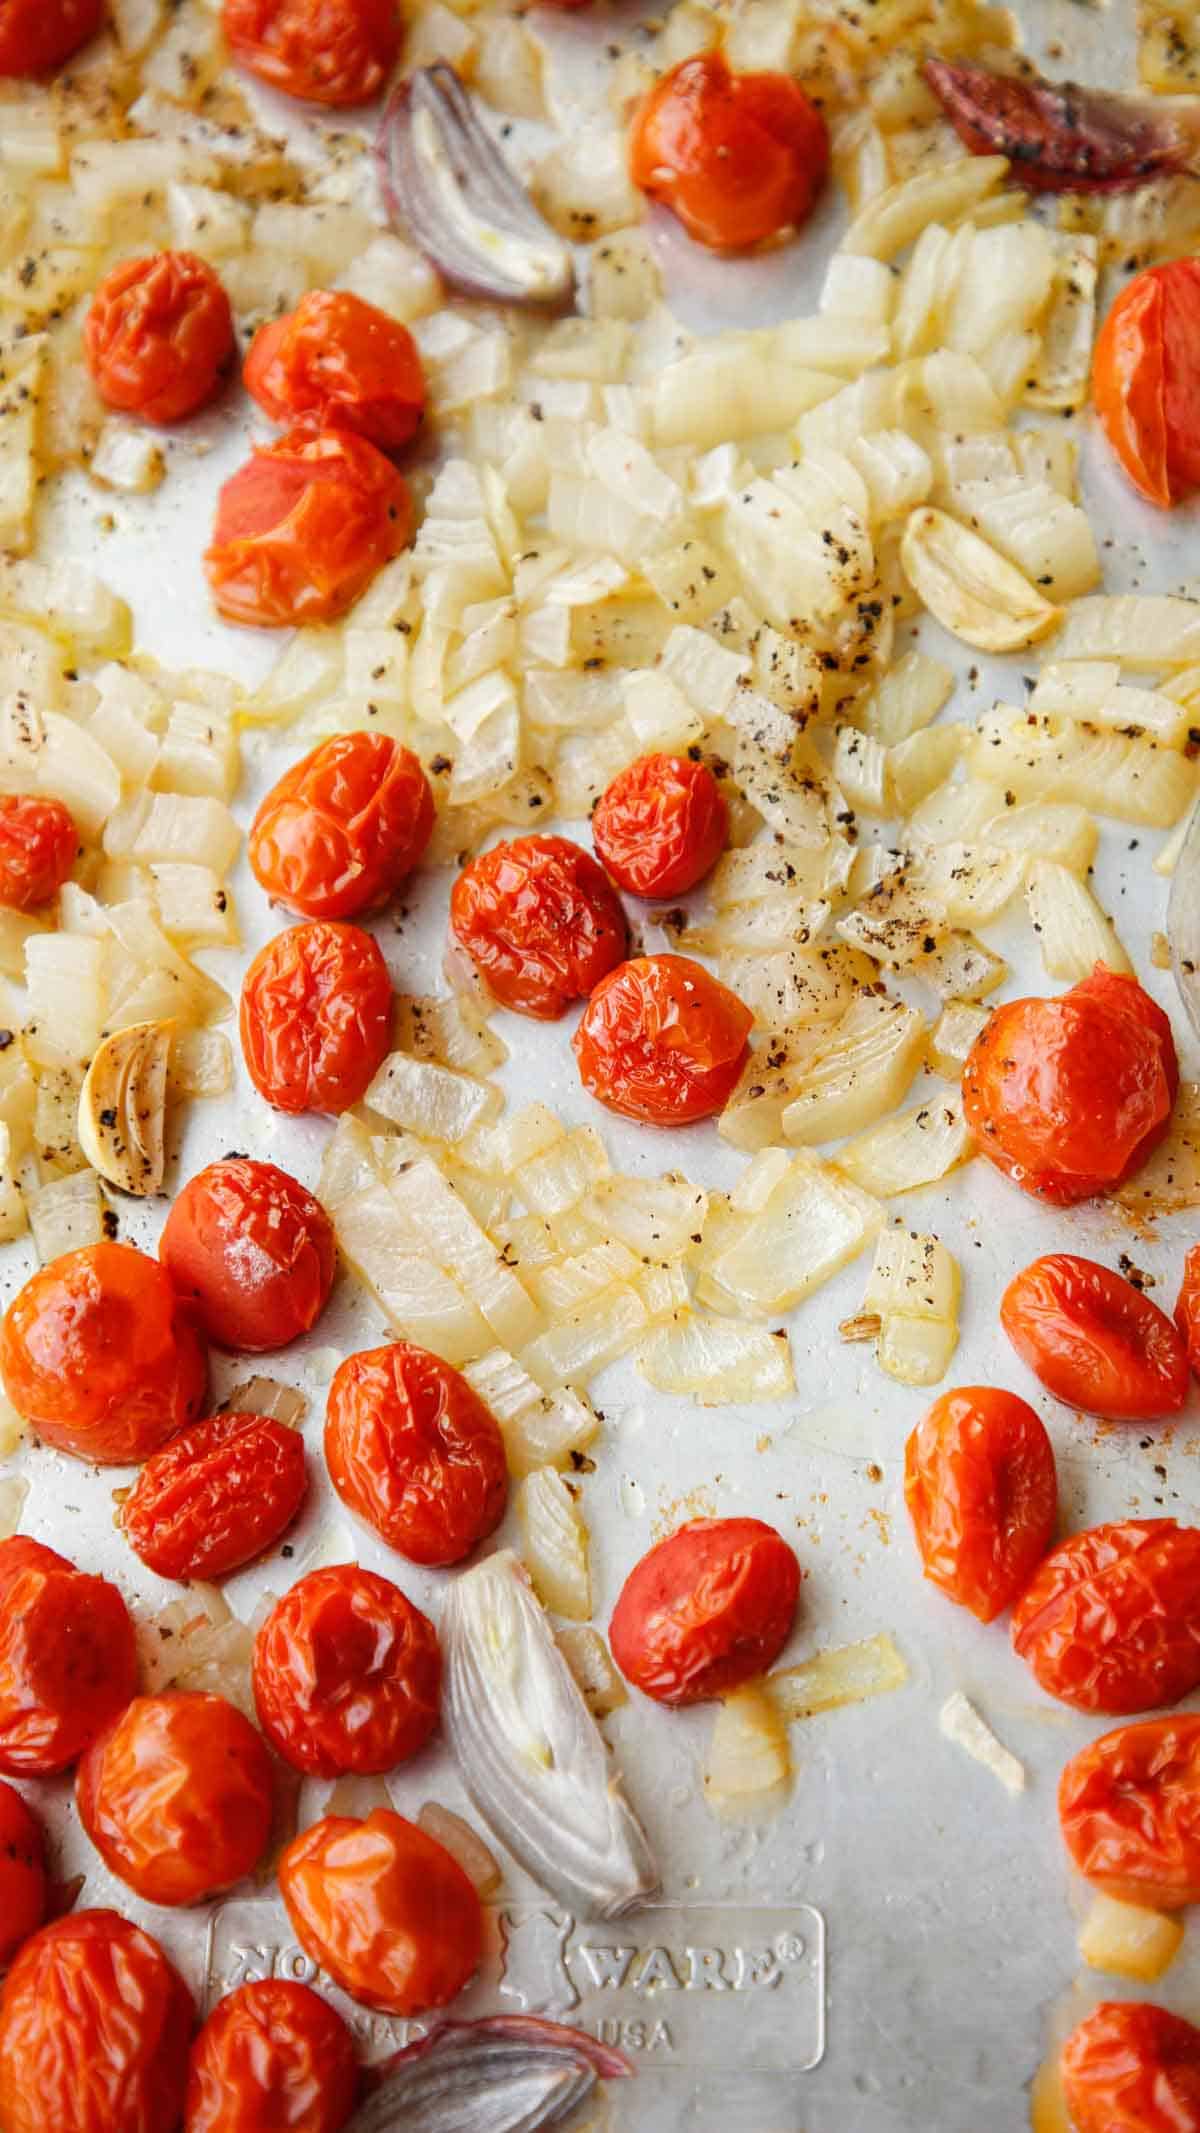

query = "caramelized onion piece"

[
  {"left": 925, "top": 57, "right": 1200, "bottom": 193},
  {"left": 349, "top": 2017, "right": 632, "bottom": 2132}
]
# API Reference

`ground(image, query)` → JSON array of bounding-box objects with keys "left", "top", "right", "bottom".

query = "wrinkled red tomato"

[
  {"left": 0, "top": 1537, "right": 137, "bottom": 1775},
  {"left": 240, "top": 920, "right": 392, "bottom": 1116},
  {"left": 962, "top": 966, "right": 1178, "bottom": 1203},
  {"left": 1175, "top": 1245, "right": 1200, "bottom": 1379},
  {"left": 0, "top": 1782, "right": 45, "bottom": 1964},
  {"left": 223, "top": 0, "right": 400, "bottom": 105},
  {"left": 324, "top": 1342, "right": 508, "bottom": 1568},
  {"left": 279, "top": 1809, "right": 482, "bottom": 2016},
  {"left": 253, "top": 1563, "right": 441, "bottom": 1777},
  {"left": 0, "top": 794, "right": 77, "bottom": 909},
  {"left": 1059, "top": 1715, "right": 1200, "bottom": 1909},
  {"left": 1012, "top": 1518, "right": 1200, "bottom": 1714},
  {"left": 160, "top": 1157, "right": 336, "bottom": 1352},
  {"left": 84, "top": 251, "right": 234, "bottom": 426},
  {"left": 610, "top": 1516, "right": 800, "bottom": 1706},
  {"left": 1093, "top": 259, "right": 1200, "bottom": 508},
  {"left": 0, "top": 1909, "right": 193, "bottom": 2133},
  {"left": 574, "top": 953, "right": 752, "bottom": 1125},
  {"left": 206, "top": 427, "right": 411, "bottom": 628},
  {"left": 0, "top": 0, "right": 103, "bottom": 73},
  {"left": 1001, "top": 1253, "right": 1189, "bottom": 1422},
  {"left": 249, "top": 732, "right": 433, "bottom": 922},
  {"left": 245, "top": 291, "right": 425, "bottom": 451},
  {"left": 187, "top": 1978, "right": 358, "bottom": 2133},
  {"left": 903, "top": 1385, "right": 1057, "bottom": 1624},
  {"left": 591, "top": 753, "right": 728, "bottom": 900},
  {"left": 0, "top": 1240, "right": 207, "bottom": 1463},
  {"left": 449, "top": 834, "right": 627, "bottom": 1020},
  {"left": 630, "top": 53, "right": 829, "bottom": 251},
  {"left": 76, "top": 1690, "right": 274, "bottom": 1907},
  {"left": 1063, "top": 2001, "right": 1200, "bottom": 2133},
  {"left": 122, "top": 1410, "right": 308, "bottom": 1582}
]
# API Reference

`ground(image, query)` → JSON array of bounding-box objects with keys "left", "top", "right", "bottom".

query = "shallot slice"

[
  {"left": 348, "top": 2017, "right": 632, "bottom": 2133},
  {"left": 925, "top": 57, "right": 1200, "bottom": 193}
]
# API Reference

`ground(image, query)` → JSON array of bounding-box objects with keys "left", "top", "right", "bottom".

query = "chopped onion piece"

[
  {"left": 25, "top": 1169, "right": 104, "bottom": 1264},
  {"left": 518, "top": 1466, "right": 591, "bottom": 1622},
  {"left": 1077, "top": 1894, "right": 1183, "bottom": 1983},
  {"left": 704, "top": 1684, "right": 791, "bottom": 1817},
  {"left": 1025, "top": 859, "right": 1131, "bottom": 983},
  {"left": 939, "top": 1691, "right": 1025, "bottom": 1795},
  {"left": 556, "top": 1627, "right": 627, "bottom": 1718},
  {"left": 364, "top": 1050, "right": 501, "bottom": 1144},
  {"left": 417, "top": 1803, "right": 502, "bottom": 1896},
  {"left": 768, "top": 1633, "right": 909, "bottom": 1721},
  {"left": 0, "top": 1475, "right": 28, "bottom": 1541},
  {"left": 224, "top": 1378, "right": 308, "bottom": 1428},
  {"left": 1116, "top": 1082, "right": 1200, "bottom": 1215},
  {"left": 636, "top": 1314, "right": 794, "bottom": 1405},
  {"left": 836, "top": 1092, "right": 975, "bottom": 1198},
  {"left": 461, "top": 1349, "right": 596, "bottom": 1477}
]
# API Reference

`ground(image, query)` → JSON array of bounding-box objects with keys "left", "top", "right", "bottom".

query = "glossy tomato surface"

[
  {"left": 591, "top": 753, "right": 728, "bottom": 899},
  {"left": 0, "top": 1240, "right": 207, "bottom": 1463},
  {"left": 249, "top": 732, "right": 433, "bottom": 922},
  {"left": 160, "top": 1157, "right": 336, "bottom": 1351},
  {"left": 1001, "top": 1253, "right": 1189, "bottom": 1421},
  {"left": 1175, "top": 1245, "right": 1200, "bottom": 1378},
  {"left": 903, "top": 1385, "right": 1057, "bottom": 1623},
  {"left": 187, "top": 1978, "right": 358, "bottom": 2133},
  {"left": 610, "top": 1516, "right": 800, "bottom": 1706},
  {"left": 1063, "top": 2001, "right": 1200, "bottom": 2133},
  {"left": 245, "top": 291, "right": 425, "bottom": 450},
  {"left": 325, "top": 1342, "right": 508, "bottom": 1567},
  {"left": 84, "top": 251, "right": 233, "bottom": 425},
  {"left": 449, "top": 834, "right": 627, "bottom": 1019},
  {"left": 223, "top": 0, "right": 400, "bottom": 104},
  {"left": 573, "top": 953, "right": 752, "bottom": 1125},
  {"left": 252, "top": 1563, "right": 441, "bottom": 1776},
  {"left": 206, "top": 427, "right": 411, "bottom": 628},
  {"left": 630, "top": 53, "right": 829, "bottom": 250},
  {"left": 0, "top": 0, "right": 102, "bottom": 72},
  {"left": 0, "top": 1908, "right": 193, "bottom": 2133},
  {"left": 1059, "top": 1715, "right": 1200, "bottom": 1909},
  {"left": 962, "top": 966, "right": 1178, "bottom": 1203},
  {"left": 76, "top": 1691, "right": 274, "bottom": 1907},
  {"left": 1094, "top": 260, "right": 1200, "bottom": 507},
  {"left": 279, "top": 1809, "right": 482, "bottom": 2015},
  {"left": 122, "top": 1410, "right": 308, "bottom": 1582},
  {"left": 0, "top": 1537, "right": 137, "bottom": 1774},
  {"left": 0, "top": 793, "right": 77, "bottom": 909},
  {"left": 1012, "top": 1518, "right": 1200, "bottom": 1714},
  {"left": 0, "top": 1782, "right": 46, "bottom": 1964},
  {"left": 240, "top": 920, "right": 392, "bottom": 1115}
]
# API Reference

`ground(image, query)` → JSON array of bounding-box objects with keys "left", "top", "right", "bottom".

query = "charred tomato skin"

[
  {"left": 1012, "top": 1518, "right": 1200, "bottom": 1715},
  {"left": 610, "top": 1516, "right": 801, "bottom": 1706},
  {"left": 903, "top": 1385, "right": 1057, "bottom": 1623}
]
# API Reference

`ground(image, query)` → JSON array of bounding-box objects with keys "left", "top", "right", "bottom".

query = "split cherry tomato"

[
  {"left": 279, "top": 1809, "right": 482, "bottom": 2016},
  {"left": 1059, "top": 1715, "right": 1200, "bottom": 1910},
  {"left": 249, "top": 732, "right": 434, "bottom": 923},
  {"left": 122, "top": 1410, "right": 308, "bottom": 1582},
  {"left": 205, "top": 426, "right": 411, "bottom": 629},
  {"left": 1175, "top": 1245, "right": 1200, "bottom": 1379},
  {"left": 0, "top": 1537, "right": 137, "bottom": 1775},
  {"left": 0, "top": 0, "right": 103, "bottom": 74},
  {"left": 962, "top": 966, "right": 1178, "bottom": 1204},
  {"left": 591, "top": 753, "right": 728, "bottom": 900},
  {"left": 903, "top": 1386, "right": 1057, "bottom": 1624},
  {"left": 240, "top": 920, "right": 392, "bottom": 1116},
  {"left": 0, "top": 1783, "right": 45, "bottom": 1964},
  {"left": 0, "top": 794, "right": 77, "bottom": 909},
  {"left": 324, "top": 1342, "right": 508, "bottom": 1568},
  {"left": 187, "top": 1979, "right": 358, "bottom": 2133},
  {"left": 0, "top": 1240, "right": 207, "bottom": 1464},
  {"left": 610, "top": 1516, "right": 801, "bottom": 1706},
  {"left": 223, "top": 0, "right": 400, "bottom": 105},
  {"left": 244, "top": 291, "right": 425, "bottom": 451},
  {"left": 252, "top": 1563, "right": 441, "bottom": 1777},
  {"left": 449, "top": 834, "right": 627, "bottom": 1020},
  {"left": 630, "top": 53, "right": 829, "bottom": 252},
  {"left": 1063, "top": 2001, "right": 1200, "bottom": 2133},
  {"left": 76, "top": 1690, "right": 274, "bottom": 1907},
  {"left": 1012, "top": 1518, "right": 1200, "bottom": 1714},
  {"left": 1001, "top": 1253, "right": 1189, "bottom": 1422},
  {"left": 160, "top": 1157, "right": 336, "bottom": 1352},
  {"left": 573, "top": 952, "right": 752, "bottom": 1126},
  {"left": 0, "top": 1909, "right": 193, "bottom": 2133},
  {"left": 1093, "top": 259, "right": 1200, "bottom": 508},
  {"left": 84, "top": 252, "right": 233, "bottom": 426}
]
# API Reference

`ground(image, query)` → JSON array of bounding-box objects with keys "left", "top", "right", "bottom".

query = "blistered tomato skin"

[
  {"left": 223, "top": 0, "right": 400, "bottom": 105},
  {"left": 1063, "top": 2001, "right": 1200, "bottom": 2133},
  {"left": 962, "top": 966, "right": 1178, "bottom": 1203},
  {"left": 903, "top": 1386, "right": 1057, "bottom": 1624},
  {"left": 325, "top": 1343, "right": 508, "bottom": 1568},
  {"left": 249, "top": 732, "right": 434, "bottom": 922},
  {"left": 630, "top": 53, "right": 829, "bottom": 251},
  {"left": 84, "top": 251, "right": 234, "bottom": 425},
  {"left": 0, "top": 1240, "right": 207, "bottom": 1464},
  {"left": 0, "top": 1537, "right": 138, "bottom": 1775},
  {"left": 253, "top": 1564, "right": 441, "bottom": 1777},
  {"left": 449, "top": 834, "right": 627, "bottom": 1020},
  {"left": 279, "top": 1809, "right": 482, "bottom": 2016},
  {"left": 206, "top": 426, "right": 412, "bottom": 629},
  {"left": 240, "top": 920, "right": 393, "bottom": 1116},
  {"left": 160, "top": 1158, "right": 336, "bottom": 1352},
  {"left": 186, "top": 1978, "right": 358, "bottom": 2133},
  {"left": 591, "top": 754, "right": 728, "bottom": 900},
  {"left": 1059, "top": 1716, "right": 1200, "bottom": 1910},
  {"left": 1094, "top": 260, "right": 1200, "bottom": 508},
  {"left": 1012, "top": 1518, "right": 1200, "bottom": 1715},
  {"left": 573, "top": 953, "right": 753, "bottom": 1126},
  {"left": 0, "top": 1783, "right": 46, "bottom": 1964},
  {"left": 122, "top": 1411, "right": 308, "bottom": 1582},
  {"left": 610, "top": 1517, "right": 801, "bottom": 1707},
  {"left": 0, "top": 0, "right": 103, "bottom": 73},
  {"left": 245, "top": 291, "right": 425, "bottom": 451},
  {"left": 1175, "top": 1246, "right": 1200, "bottom": 1378},
  {"left": 0, "top": 794, "right": 77, "bottom": 909},
  {"left": 1001, "top": 1253, "right": 1189, "bottom": 1422}
]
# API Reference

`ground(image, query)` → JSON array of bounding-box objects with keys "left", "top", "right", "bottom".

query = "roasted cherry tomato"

[
  {"left": 84, "top": 251, "right": 233, "bottom": 426},
  {"left": 76, "top": 1690, "right": 274, "bottom": 1907},
  {"left": 449, "top": 834, "right": 627, "bottom": 1020},
  {"left": 610, "top": 1516, "right": 800, "bottom": 1706},
  {"left": 280, "top": 1809, "right": 481, "bottom": 2016},
  {"left": 591, "top": 753, "right": 728, "bottom": 900},
  {"left": 240, "top": 920, "right": 392, "bottom": 1116},
  {"left": 122, "top": 1410, "right": 308, "bottom": 1582},
  {"left": 0, "top": 1537, "right": 137, "bottom": 1775},
  {"left": 573, "top": 952, "right": 752, "bottom": 1126},
  {"left": 187, "top": 1978, "right": 358, "bottom": 2133},
  {"left": 205, "top": 427, "right": 411, "bottom": 629},
  {"left": 903, "top": 1385, "right": 1057, "bottom": 1624},
  {"left": 1012, "top": 1518, "right": 1200, "bottom": 1714},
  {"left": 160, "top": 1157, "right": 336, "bottom": 1351},
  {"left": 1059, "top": 1715, "right": 1200, "bottom": 1910},
  {"left": 962, "top": 966, "right": 1178, "bottom": 1204},
  {"left": 1063, "top": 2001, "right": 1200, "bottom": 2133},
  {"left": 0, "top": 794, "right": 77, "bottom": 909},
  {"left": 1093, "top": 259, "right": 1200, "bottom": 508},
  {"left": 630, "top": 53, "right": 829, "bottom": 252},
  {"left": 253, "top": 1563, "right": 441, "bottom": 1777},
  {"left": 0, "top": 1782, "right": 46, "bottom": 1964},
  {"left": 324, "top": 1342, "right": 508, "bottom": 1568},
  {"left": 1001, "top": 1253, "right": 1189, "bottom": 1422},
  {"left": 0, "top": 1909, "right": 193, "bottom": 2133},
  {"left": 245, "top": 291, "right": 425, "bottom": 451},
  {"left": 249, "top": 732, "right": 433, "bottom": 922},
  {"left": 0, "top": 1240, "right": 207, "bottom": 1464},
  {"left": 0, "top": 0, "right": 103, "bottom": 73},
  {"left": 223, "top": 0, "right": 400, "bottom": 105},
  {"left": 1175, "top": 1245, "right": 1200, "bottom": 1380}
]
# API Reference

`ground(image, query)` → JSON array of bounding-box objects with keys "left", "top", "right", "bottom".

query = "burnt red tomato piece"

[
  {"left": 924, "top": 58, "right": 1188, "bottom": 195},
  {"left": 1094, "top": 260, "right": 1200, "bottom": 508},
  {"left": 630, "top": 52, "right": 829, "bottom": 251},
  {"left": 279, "top": 1809, "right": 481, "bottom": 2016},
  {"left": 84, "top": 251, "right": 234, "bottom": 426},
  {"left": 1059, "top": 1715, "right": 1200, "bottom": 1910},
  {"left": 449, "top": 834, "right": 627, "bottom": 1020},
  {"left": 244, "top": 290, "right": 425, "bottom": 451},
  {"left": 186, "top": 1977, "right": 358, "bottom": 2133},
  {"left": 206, "top": 427, "right": 412, "bottom": 629},
  {"left": 1063, "top": 2001, "right": 1200, "bottom": 2133},
  {"left": 252, "top": 1563, "right": 440, "bottom": 1777},
  {"left": 160, "top": 1157, "right": 336, "bottom": 1352},
  {"left": 0, "top": 794, "right": 77, "bottom": 909},
  {"left": 1001, "top": 1253, "right": 1189, "bottom": 1422},
  {"left": 573, "top": 952, "right": 752, "bottom": 1126},
  {"left": 223, "top": 0, "right": 400, "bottom": 106},
  {"left": 610, "top": 1516, "right": 800, "bottom": 1706},
  {"left": 0, "top": 0, "right": 103, "bottom": 74},
  {"left": 591, "top": 753, "right": 728, "bottom": 900},
  {"left": 0, "top": 1537, "right": 137, "bottom": 1776},
  {"left": 121, "top": 1410, "right": 308, "bottom": 1583},
  {"left": 240, "top": 920, "right": 393, "bottom": 1116},
  {"left": 1012, "top": 1518, "right": 1200, "bottom": 1714},
  {"left": 0, "top": 1782, "right": 45, "bottom": 1965},
  {"left": 324, "top": 1342, "right": 508, "bottom": 1568},
  {"left": 903, "top": 1385, "right": 1057, "bottom": 1623},
  {"left": 249, "top": 732, "right": 434, "bottom": 922}
]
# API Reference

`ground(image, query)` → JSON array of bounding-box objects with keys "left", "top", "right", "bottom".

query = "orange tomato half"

[
  {"left": 630, "top": 52, "right": 829, "bottom": 251},
  {"left": 206, "top": 427, "right": 411, "bottom": 628},
  {"left": 1094, "top": 259, "right": 1200, "bottom": 507}
]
